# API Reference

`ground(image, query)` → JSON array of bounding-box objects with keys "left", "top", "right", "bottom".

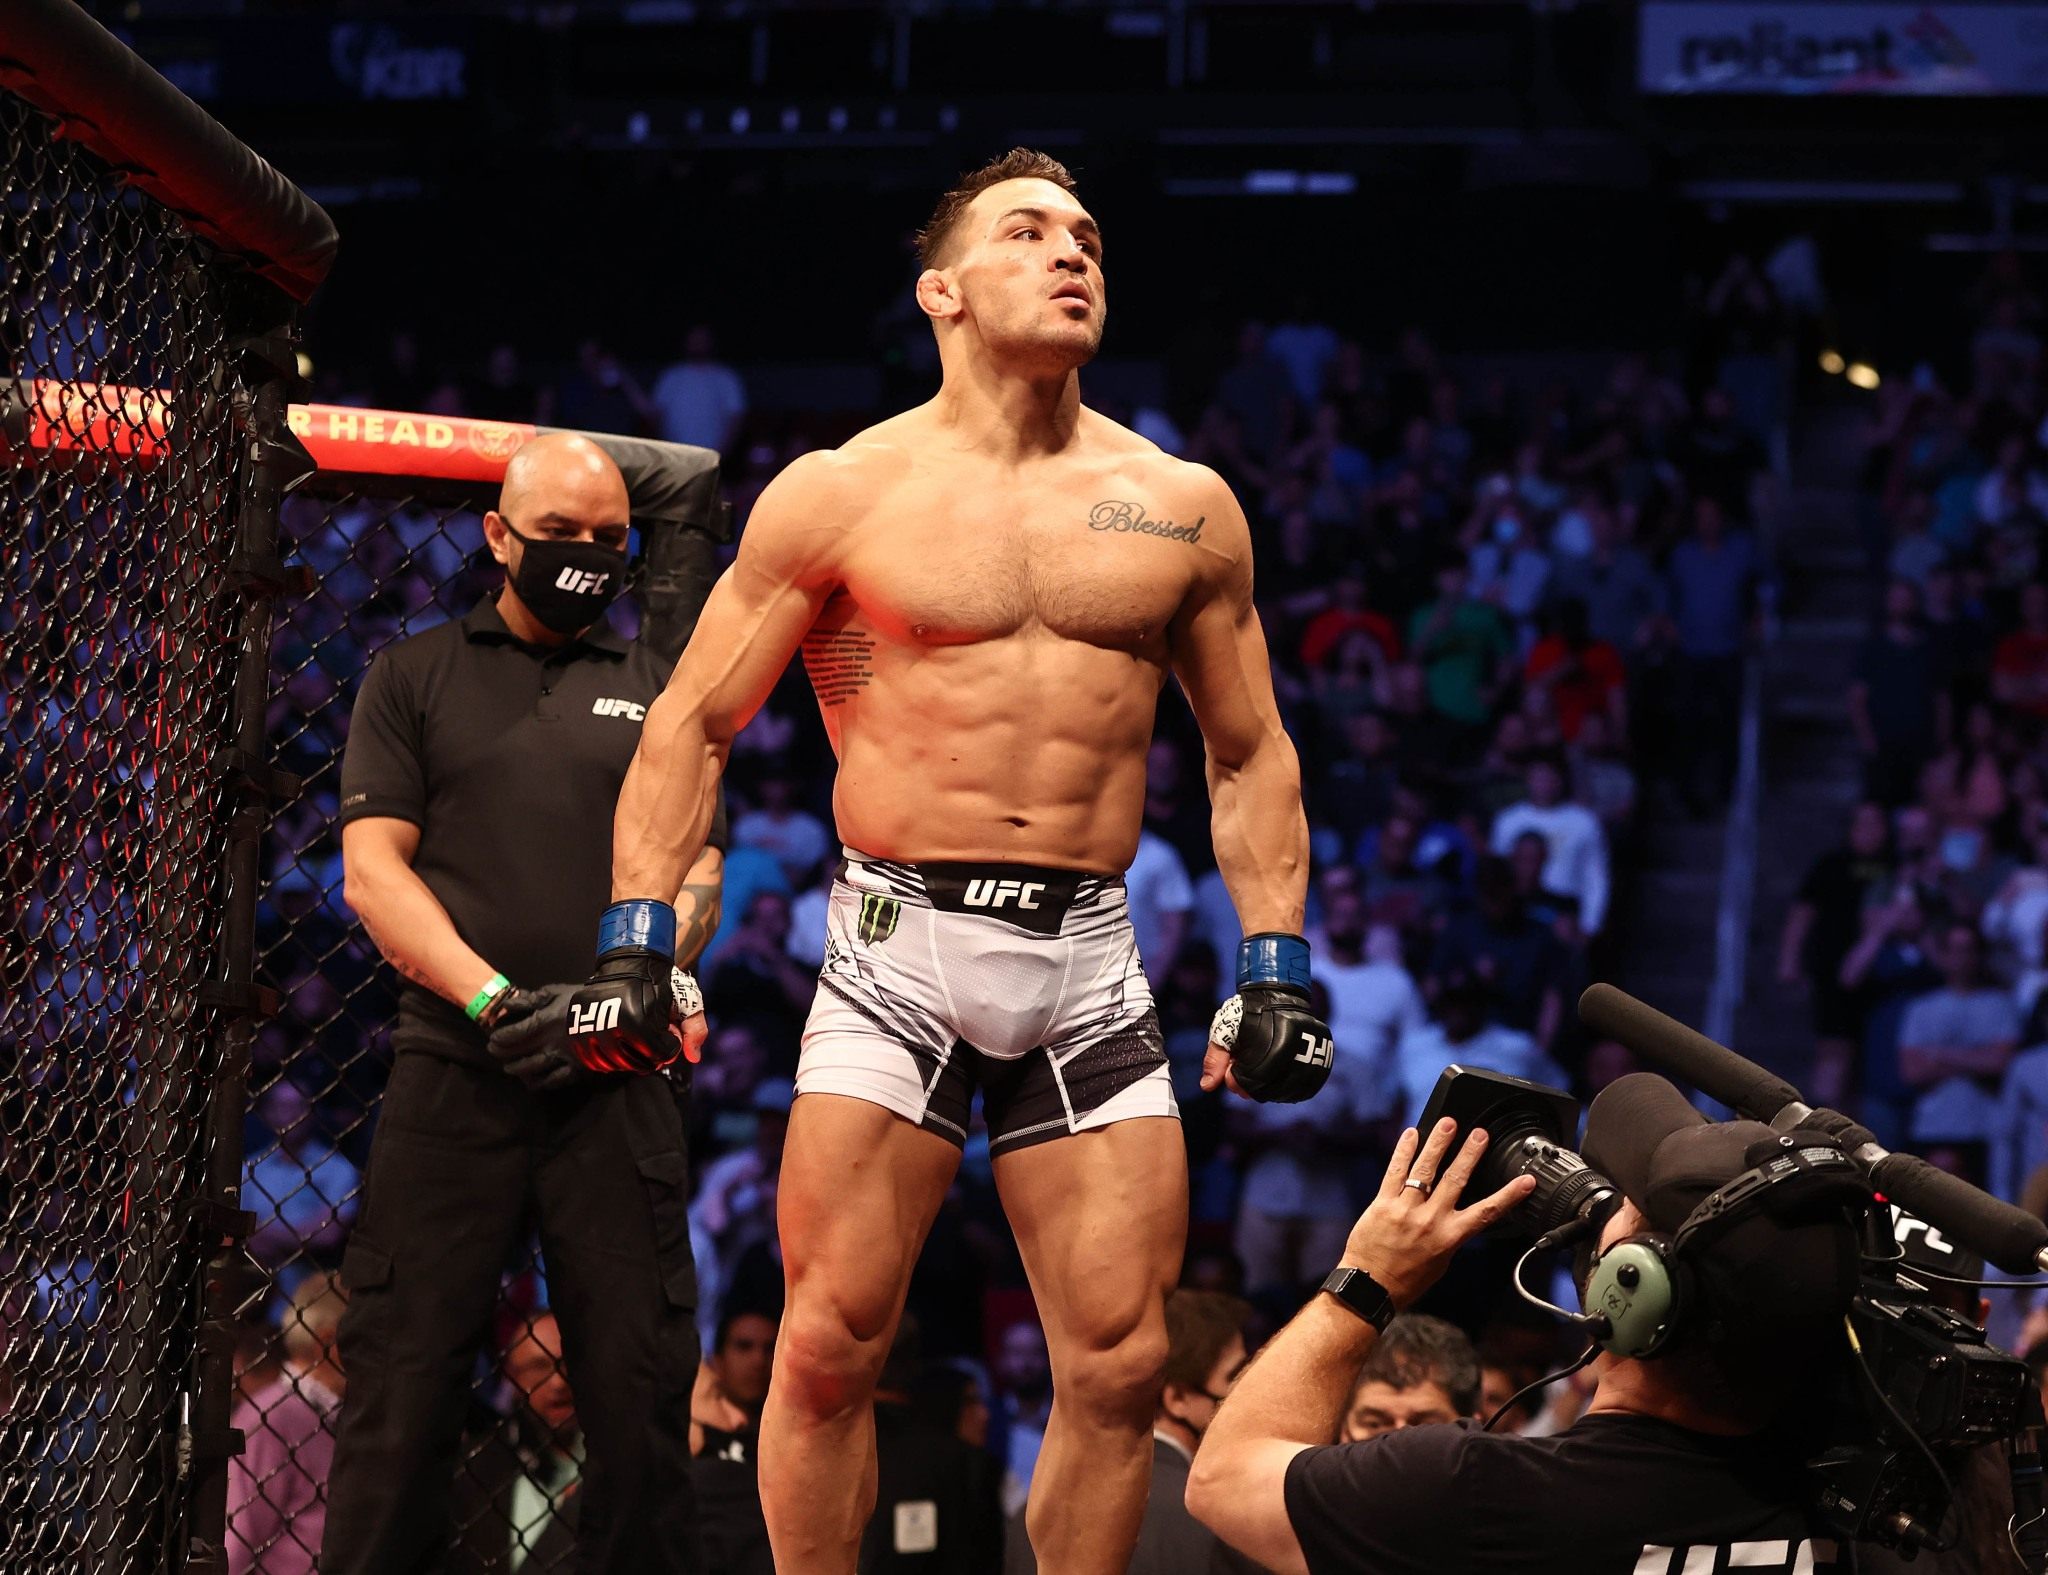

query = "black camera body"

[
  {"left": 1809, "top": 1274, "right": 2031, "bottom": 1554},
  {"left": 1420, "top": 1065, "right": 2037, "bottom": 1559}
]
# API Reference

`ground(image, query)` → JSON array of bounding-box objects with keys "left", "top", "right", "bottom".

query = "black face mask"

[{"left": 503, "top": 520, "right": 627, "bottom": 635}]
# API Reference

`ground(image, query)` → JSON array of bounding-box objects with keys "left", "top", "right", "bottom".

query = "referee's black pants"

[{"left": 321, "top": 1054, "right": 702, "bottom": 1575}]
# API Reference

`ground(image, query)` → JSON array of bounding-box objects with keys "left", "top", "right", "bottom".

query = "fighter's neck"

[{"left": 931, "top": 361, "right": 1084, "bottom": 462}]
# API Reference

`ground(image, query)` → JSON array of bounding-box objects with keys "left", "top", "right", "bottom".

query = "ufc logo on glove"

[
  {"left": 568, "top": 997, "right": 621, "bottom": 1037},
  {"left": 1294, "top": 1031, "right": 1333, "bottom": 1069}
]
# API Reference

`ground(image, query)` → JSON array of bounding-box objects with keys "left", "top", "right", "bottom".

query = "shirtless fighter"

[{"left": 567, "top": 148, "right": 1334, "bottom": 1574}]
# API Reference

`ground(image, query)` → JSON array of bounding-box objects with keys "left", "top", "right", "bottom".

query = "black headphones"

[{"left": 1579, "top": 1132, "right": 1862, "bottom": 1359}]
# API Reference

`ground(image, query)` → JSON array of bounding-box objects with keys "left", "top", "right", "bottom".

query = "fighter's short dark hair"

[
  {"left": 1353, "top": 1314, "right": 1482, "bottom": 1417},
  {"left": 916, "top": 148, "right": 1079, "bottom": 270}
]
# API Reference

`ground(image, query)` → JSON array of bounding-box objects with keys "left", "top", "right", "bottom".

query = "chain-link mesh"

[
  {"left": 239, "top": 477, "right": 585, "bottom": 1571},
  {"left": 1, "top": 88, "right": 260, "bottom": 1571}
]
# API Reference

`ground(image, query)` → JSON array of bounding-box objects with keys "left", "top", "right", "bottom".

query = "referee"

[{"left": 321, "top": 432, "right": 722, "bottom": 1575}]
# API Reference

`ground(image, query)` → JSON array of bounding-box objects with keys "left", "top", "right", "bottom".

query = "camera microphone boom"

[{"left": 1577, "top": 983, "right": 2048, "bottom": 1276}]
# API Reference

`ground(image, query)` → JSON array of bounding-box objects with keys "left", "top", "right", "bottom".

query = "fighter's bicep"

[
  {"left": 1171, "top": 575, "right": 1286, "bottom": 772},
  {"left": 662, "top": 564, "right": 830, "bottom": 740},
  {"left": 662, "top": 452, "right": 848, "bottom": 735}
]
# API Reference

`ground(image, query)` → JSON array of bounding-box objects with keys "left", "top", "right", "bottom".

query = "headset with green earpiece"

[{"left": 1576, "top": 1131, "right": 1864, "bottom": 1360}]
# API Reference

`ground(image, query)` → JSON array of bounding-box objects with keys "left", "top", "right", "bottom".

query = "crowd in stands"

[
  {"left": 1778, "top": 252, "right": 2048, "bottom": 1221},
  {"left": 205, "top": 261, "right": 1794, "bottom": 1564}
]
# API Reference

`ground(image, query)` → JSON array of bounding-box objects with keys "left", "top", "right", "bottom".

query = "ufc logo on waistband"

[
  {"left": 963, "top": 878, "right": 1046, "bottom": 910},
  {"left": 592, "top": 698, "right": 646, "bottom": 720},
  {"left": 554, "top": 567, "right": 612, "bottom": 594},
  {"left": 569, "top": 998, "right": 621, "bottom": 1037},
  {"left": 1294, "top": 1031, "right": 1333, "bottom": 1068}
]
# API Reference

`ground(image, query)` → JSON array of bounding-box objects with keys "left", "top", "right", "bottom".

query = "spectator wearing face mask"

[{"left": 1463, "top": 478, "right": 1551, "bottom": 630}]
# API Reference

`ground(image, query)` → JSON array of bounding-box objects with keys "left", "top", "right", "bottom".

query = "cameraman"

[{"left": 1188, "top": 1074, "right": 1860, "bottom": 1574}]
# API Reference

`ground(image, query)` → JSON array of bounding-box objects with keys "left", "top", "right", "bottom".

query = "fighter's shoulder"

[
  {"left": 1123, "top": 446, "right": 1252, "bottom": 557},
  {"left": 1083, "top": 416, "right": 1245, "bottom": 515}
]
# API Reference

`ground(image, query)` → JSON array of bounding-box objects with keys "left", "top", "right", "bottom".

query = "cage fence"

[{"left": 0, "top": 82, "right": 284, "bottom": 1574}]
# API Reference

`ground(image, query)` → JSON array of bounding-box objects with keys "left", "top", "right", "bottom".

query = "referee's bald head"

[{"left": 499, "top": 430, "right": 628, "bottom": 525}]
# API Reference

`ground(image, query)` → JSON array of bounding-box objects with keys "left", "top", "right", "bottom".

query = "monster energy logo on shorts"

[{"left": 857, "top": 893, "right": 902, "bottom": 946}]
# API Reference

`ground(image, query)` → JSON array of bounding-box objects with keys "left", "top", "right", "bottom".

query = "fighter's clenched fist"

[
  {"left": 1203, "top": 932, "right": 1336, "bottom": 1103},
  {"left": 570, "top": 899, "right": 708, "bottom": 1073}
]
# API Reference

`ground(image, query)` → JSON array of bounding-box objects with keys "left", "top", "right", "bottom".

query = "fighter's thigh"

[
  {"left": 777, "top": 1091, "right": 961, "bottom": 1337},
  {"left": 992, "top": 1117, "right": 1187, "bottom": 1352}
]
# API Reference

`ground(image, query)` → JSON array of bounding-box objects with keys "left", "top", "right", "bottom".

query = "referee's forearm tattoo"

[{"left": 675, "top": 881, "right": 722, "bottom": 969}]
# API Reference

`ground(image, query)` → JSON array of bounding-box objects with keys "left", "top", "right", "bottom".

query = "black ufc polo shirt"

[{"left": 338, "top": 598, "right": 685, "bottom": 1065}]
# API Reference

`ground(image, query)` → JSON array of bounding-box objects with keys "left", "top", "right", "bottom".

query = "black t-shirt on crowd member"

[
  {"left": 1796, "top": 849, "right": 1892, "bottom": 981},
  {"left": 1284, "top": 1413, "right": 1834, "bottom": 1575},
  {"left": 338, "top": 597, "right": 699, "bottom": 1067}
]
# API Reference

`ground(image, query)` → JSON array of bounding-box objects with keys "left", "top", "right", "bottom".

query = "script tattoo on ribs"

[
  {"left": 804, "top": 627, "right": 877, "bottom": 706},
  {"left": 1086, "top": 499, "right": 1205, "bottom": 544}
]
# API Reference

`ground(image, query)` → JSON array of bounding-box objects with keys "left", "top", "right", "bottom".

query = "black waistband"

[{"left": 839, "top": 854, "right": 1119, "bottom": 936}]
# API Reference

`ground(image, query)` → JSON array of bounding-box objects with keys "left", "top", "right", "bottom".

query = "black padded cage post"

[
  {"left": 0, "top": 1, "right": 334, "bottom": 1570},
  {"left": 234, "top": 424, "right": 722, "bottom": 1572}
]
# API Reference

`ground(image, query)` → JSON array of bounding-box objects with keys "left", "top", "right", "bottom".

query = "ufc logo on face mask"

[
  {"left": 592, "top": 698, "right": 646, "bottom": 720},
  {"left": 568, "top": 998, "right": 621, "bottom": 1037},
  {"left": 554, "top": 567, "right": 611, "bottom": 595},
  {"left": 963, "top": 878, "right": 1046, "bottom": 910},
  {"left": 1294, "top": 1031, "right": 1333, "bottom": 1068}
]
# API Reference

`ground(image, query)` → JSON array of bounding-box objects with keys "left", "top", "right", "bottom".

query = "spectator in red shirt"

[
  {"left": 1299, "top": 564, "right": 1400, "bottom": 673},
  {"left": 1522, "top": 599, "right": 1627, "bottom": 745},
  {"left": 1994, "top": 581, "right": 2048, "bottom": 722}
]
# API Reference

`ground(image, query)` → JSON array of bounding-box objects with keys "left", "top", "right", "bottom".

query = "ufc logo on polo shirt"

[
  {"left": 569, "top": 997, "right": 621, "bottom": 1037},
  {"left": 963, "top": 878, "right": 1046, "bottom": 910},
  {"left": 555, "top": 566, "right": 612, "bottom": 595},
  {"left": 1295, "top": 1031, "right": 1333, "bottom": 1069},
  {"left": 592, "top": 698, "right": 646, "bottom": 720}
]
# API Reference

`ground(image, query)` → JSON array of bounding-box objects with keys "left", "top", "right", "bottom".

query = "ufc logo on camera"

[
  {"left": 568, "top": 997, "right": 621, "bottom": 1037},
  {"left": 963, "top": 878, "right": 1046, "bottom": 911},
  {"left": 1294, "top": 1031, "right": 1333, "bottom": 1069},
  {"left": 555, "top": 566, "right": 612, "bottom": 595}
]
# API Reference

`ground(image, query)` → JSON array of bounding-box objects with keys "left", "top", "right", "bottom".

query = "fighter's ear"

[{"left": 916, "top": 267, "right": 962, "bottom": 324}]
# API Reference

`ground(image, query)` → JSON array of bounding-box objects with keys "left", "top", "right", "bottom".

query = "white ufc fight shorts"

[{"left": 796, "top": 850, "right": 1178, "bottom": 1153}]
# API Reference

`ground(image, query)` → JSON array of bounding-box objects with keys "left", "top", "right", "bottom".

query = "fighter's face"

[{"left": 933, "top": 178, "right": 1105, "bottom": 369}]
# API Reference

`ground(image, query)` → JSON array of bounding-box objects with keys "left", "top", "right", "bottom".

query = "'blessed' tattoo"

[{"left": 1087, "top": 499, "right": 1204, "bottom": 544}]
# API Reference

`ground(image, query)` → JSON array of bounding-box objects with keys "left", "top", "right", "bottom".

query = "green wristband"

[{"left": 465, "top": 972, "right": 511, "bottom": 1022}]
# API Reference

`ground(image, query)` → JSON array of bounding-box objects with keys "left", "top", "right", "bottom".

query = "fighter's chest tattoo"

[{"left": 1085, "top": 499, "right": 1205, "bottom": 545}]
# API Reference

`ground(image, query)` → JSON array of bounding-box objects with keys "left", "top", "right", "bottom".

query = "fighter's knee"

[
  {"left": 1060, "top": 1324, "right": 1168, "bottom": 1428},
  {"left": 773, "top": 1297, "right": 889, "bottom": 1418}
]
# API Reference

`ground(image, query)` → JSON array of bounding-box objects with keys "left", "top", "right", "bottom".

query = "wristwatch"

[{"left": 1321, "top": 1266, "right": 1397, "bottom": 1332}]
